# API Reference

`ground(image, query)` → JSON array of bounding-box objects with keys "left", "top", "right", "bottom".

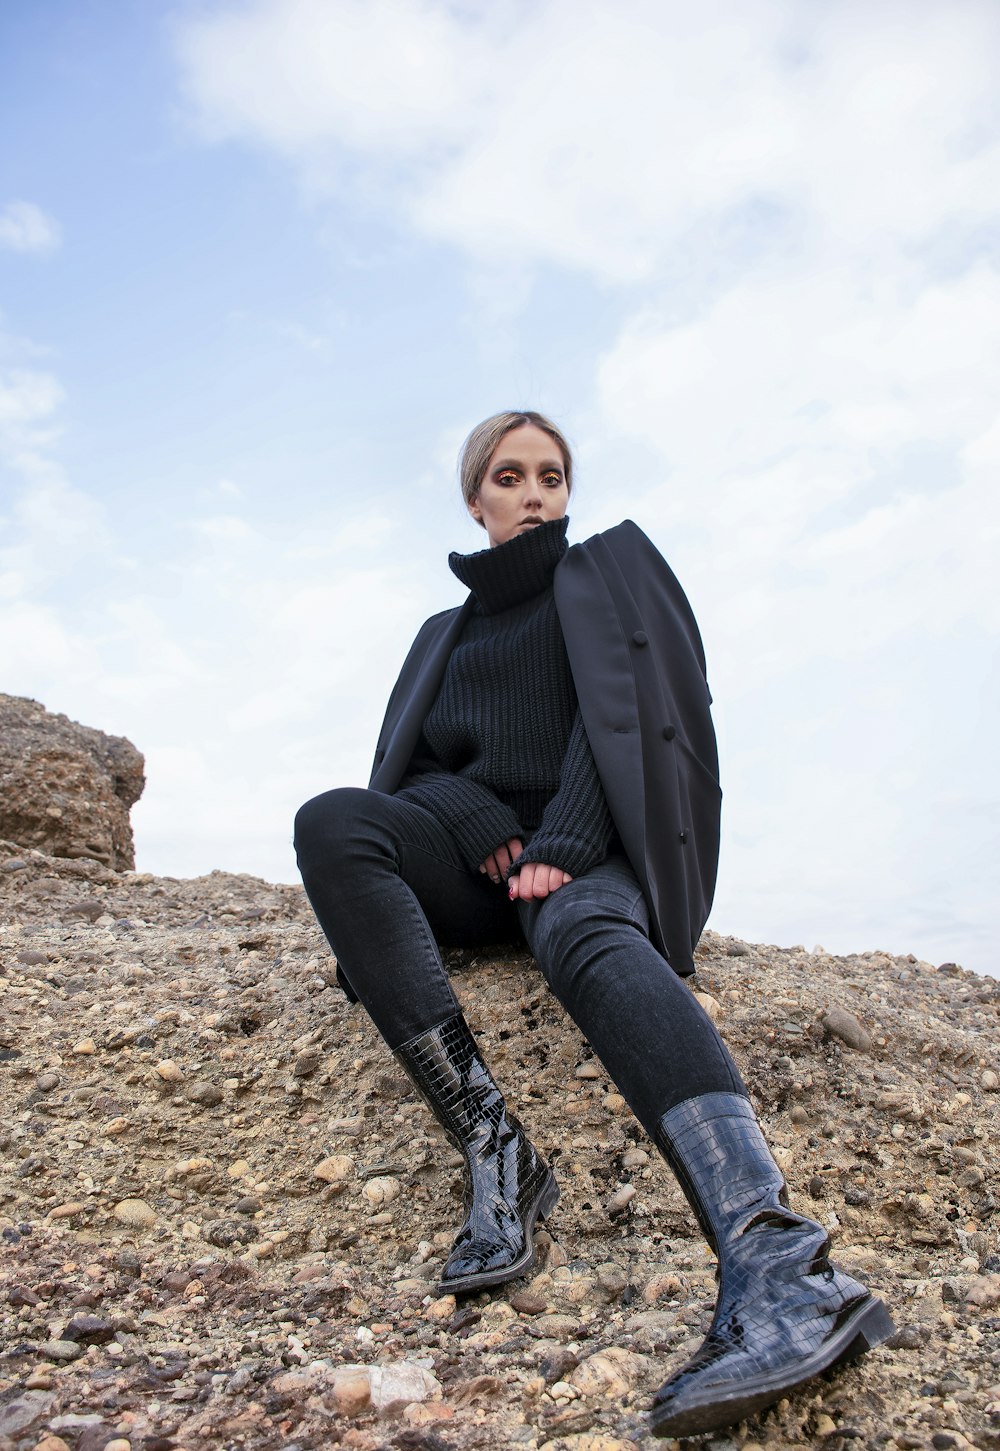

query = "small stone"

[
  {"left": 73, "top": 1039, "right": 97, "bottom": 1055},
  {"left": 366, "top": 1361, "right": 441, "bottom": 1413},
  {"left": 39, "top": 1338, "right": 84, "bottom": 1362},
  {"left": 983, "top": 1069, "right": 999, "bottom": 1091},
  {"left": 0, "top": 1392, "right": 54, "bottom": 1436},
  {"left": 186, "top": 1080, "right": 223, "bottom": 1107},
  {"left": 9, "top": 1284, "right": 41, "bottom": 1306},
  {"left": 790, "top": 1105, "right": 809, "bottom": 1124},
  {"left": 510, "top": 1289, "right": 548, "bottom": 1315},
  {"left": 692, "top": 990, "right": 720, "bottom": 1020},
  {"left": 293, "top": 1050, "right": 321, "bottom": 1076},
  {"left": 569, "top": 1347, "right": 647, "bottom": 1398},
  {"left": 33, "top": 1437, "right": 71, "bottom": 1451},
  {"left": 155, "top": 1059, "right": 184, "bottom": 1083},
  {"left": 47, "top": 1202, "right": 85, "bottom": 1221},
  {"left": 314, "top": 1155, "right": 354, "bottom": 1183},
  {"left": 104, "top": 1440, "right": 132, "bottom": 1451},
  {"left": 227, "top": 1158, "right": 251, "bottom": 1178},
  {"left": 814, "top": 1413, "right": 838, "bottom": 1435},
  {"left": 332, "top": 1365, "right": 372, "bottom": 1416},
  {"left": 606, "top": 1184, "right": 635, "bottom": 1215},
  {"left": 113, "top": 1197, "right": 157, "bottom": 1229},
  {"left": 61, "top": 1314, "right": 115, "bottom": 1345},
  {"left": 726, "top": 941, "right": 750, "bottom": 956},
  {"left": 424, "top": 1294, "right": 457, "bottom": 1321},
  {"left": 966, "top": 1273, "right": 1000, "bottom": 1307},
  {"left": 575, "top": 1062, "right": 601, "bottom": 1079},
  {"left": 643, "top": 1272, "right": 684, "bottom": 1303},
  {"left": 35, "top": 1071, "right": 61, "bottom": 1093},
  {"left": 621, "top": 1148, "right": 648, "bottom": 1171},
  {"left": 821, "top": 1005, "right": 872, "bottom": 1053},
  {"left": 362, "top": 1175, "right": 401, "bottom": 1207}
]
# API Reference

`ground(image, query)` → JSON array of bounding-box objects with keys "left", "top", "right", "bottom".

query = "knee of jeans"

[{"left": 293, "top": 786, "right": 371, "bottom": 869}]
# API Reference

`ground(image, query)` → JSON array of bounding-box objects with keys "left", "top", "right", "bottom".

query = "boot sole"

[
  {"left": 437, "top": 1170, "right": 560, "bottom": 1296},
  {"left": 649, "top": 1294, "right": 896, "bottom": 1438}
]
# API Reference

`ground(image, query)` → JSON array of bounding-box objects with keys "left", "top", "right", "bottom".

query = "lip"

[{"left": 519, "top": 517, "right": 542, "bottom": 527}]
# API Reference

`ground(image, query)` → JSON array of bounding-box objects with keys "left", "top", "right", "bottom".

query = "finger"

[
  {"left": 483, "top": 853, "right": 501, "bottom": 884},
  {"left": 495, "top": 844, "right": 511, "bottom": 876}
]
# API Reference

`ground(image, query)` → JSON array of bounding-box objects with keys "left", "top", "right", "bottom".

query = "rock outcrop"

[
  {"left": 1, "top": 839, "right": 998, "bottom": 1451},
  {"left": 0, "top": 695, "right": 144, "bottom": 871}
]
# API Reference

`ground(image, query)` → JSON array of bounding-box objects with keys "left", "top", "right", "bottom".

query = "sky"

[{"left": 1, "top": 0, "right": 998, "bottom": 977}]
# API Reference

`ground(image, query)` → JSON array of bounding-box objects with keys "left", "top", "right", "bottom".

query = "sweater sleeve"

[
  {"left": 514, "top": 709, "right": 615, "bottom": 878},
  {"left": 394, "top": 742, "right": 524, "bottom": 871}
]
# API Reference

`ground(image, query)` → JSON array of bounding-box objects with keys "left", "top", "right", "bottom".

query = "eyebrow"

[{"left": 491, "top": 458, "right": 564, "bottom": 474}]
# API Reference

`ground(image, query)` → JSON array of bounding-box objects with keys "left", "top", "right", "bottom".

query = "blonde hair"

[{"left": 459, "top": 410, "right": 574, "bottom": 520}]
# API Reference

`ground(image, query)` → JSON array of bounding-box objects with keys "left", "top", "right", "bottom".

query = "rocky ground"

[{"left": 1, "top": 836, "right": 998, "bottom": 1451}]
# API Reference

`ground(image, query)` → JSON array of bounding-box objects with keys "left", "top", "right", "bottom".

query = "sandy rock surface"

[
  {"left": 1, "top": 837, "right": 998, "bottom": 1450},
  {"left": 0, "top": 699, "right": 144, "bottom": 872}
]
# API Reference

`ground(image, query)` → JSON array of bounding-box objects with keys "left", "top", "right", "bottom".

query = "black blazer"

[{"left": 369, "top": 520, "right": 720, "bottom": 976}]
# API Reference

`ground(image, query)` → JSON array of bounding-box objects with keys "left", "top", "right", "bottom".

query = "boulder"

[{"left": 0, "top": 694, "right": 144, "bottom": 870}]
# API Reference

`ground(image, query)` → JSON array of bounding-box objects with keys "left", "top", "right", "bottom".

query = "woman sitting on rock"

[{"left": 294, "top": 409, "right": 893, "bottom": 1438}]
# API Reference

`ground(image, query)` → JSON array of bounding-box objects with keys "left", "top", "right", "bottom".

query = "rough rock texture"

[
  {"left": 0, "top": 697, "right": 144, "bottom": 872},
  {"left": 1, "top": 837, "right": 999, "bottom": 1451}
]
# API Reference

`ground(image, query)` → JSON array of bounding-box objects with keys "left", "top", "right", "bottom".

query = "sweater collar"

[{"left": 449, "top": 516, "right": 569, "bottom": 614}]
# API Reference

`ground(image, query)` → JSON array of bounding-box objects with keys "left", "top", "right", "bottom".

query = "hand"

[
  {"left": 479, "top": 838, "right": 524, "bottom": 886},
  {"left": 507, "top": 862, "right": 573, "bottom": 900}
]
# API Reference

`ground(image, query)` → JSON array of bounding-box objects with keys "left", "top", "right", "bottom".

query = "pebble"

[
  {"left": 606, "top": 1184, "right": 635, "bottom": 1215},
  {"left": 113, "top": 1197, "right": 157, "bottom": 1229},
  {"left": 965, "top": 1273, "right": 1000, "bottom": 1307},
  {"left": 0, "top": 1392, "right": 54, "bottom": 1437},
  {"left": 314, "top": 1154, "right": 354, "bottom": 1182},
  {"left": 575, "top": 1062, "right": 602, "bottom": 1079},
  {"left": 983, "top": 1069, "right": 999, "bottom": 1091},
  {"left": 821, "top": 1005, "right": 873, "bottom": 1053},
  {"left": 186, "top": 1080, "right": 223, "bottom": 1106},
  {"left": 35, "top": 1071, "right": 60, "bottom": 1093},
  {"left": 155, "top": 1058, "right": 184, "bottom": 1083},
  {"left": 72, "top": 1039, "right": 96, "bottom": 1054},
  {"left": 424, "top": 1294, "right": 456, "bottom": 1321},
  {"left": 39, "top": 1339, "right": 83, "bottom": 1362},
  {"left": 692, "top": 990, "right": 720, "bottom": 1020},
  {"left": 569, "top": 1347, "right": 646, "bottom": 1398},
  {"left": 47, "top": 1201, "right": 85, "bottom": 1221},
  {"left": 510, "top": 1289, "right": 548, "bottom": 1315},
  {"left": 33, "top": 1438, "right": 72, "bottom": 1451},
  {"left": 362, "top": 1175, "right": 401, "bottom": 1207},
  {"left": 332, "top": 1366, "right": 373, "bottom": 1416}
]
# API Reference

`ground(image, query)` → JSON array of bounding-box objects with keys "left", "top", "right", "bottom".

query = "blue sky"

[{"left": 2, "top": 0, "right": 998, "bottom": 976}]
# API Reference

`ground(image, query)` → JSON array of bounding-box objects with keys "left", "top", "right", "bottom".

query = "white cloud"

[
  {"left": 0, "top": 201, "right": 61, "bottom": 255},
  {"left": 174, "top": 0, "right": 1000, "bottom": 282}
]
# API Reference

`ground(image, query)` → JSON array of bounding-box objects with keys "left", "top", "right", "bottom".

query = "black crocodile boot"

[
  {"left": 394, "top": 1013, "right": 559, "bottom": 1294},
  {"left": 650, "top": 1093, "right": 894, "bottom": 1438}
]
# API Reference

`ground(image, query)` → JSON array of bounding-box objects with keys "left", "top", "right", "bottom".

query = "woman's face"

[{"left": 469, "top": 423, "right": 569, "bottom": 548}]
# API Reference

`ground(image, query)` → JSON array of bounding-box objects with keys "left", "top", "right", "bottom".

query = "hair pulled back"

[{"left": 459, "top": 411, "right": 574, "bottom": 523}]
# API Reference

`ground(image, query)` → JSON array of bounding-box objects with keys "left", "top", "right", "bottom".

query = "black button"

[
  {"left": 632, "top": 630, "right": 648, "bottom": 646},
  {"left": 663, "top": 725, "right": 676, "bottom": 741},
  {"left": 678, "top": 830, "right": 688, "bottom": 843}
]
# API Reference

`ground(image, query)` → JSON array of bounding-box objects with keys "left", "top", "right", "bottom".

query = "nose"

[{"left": 523, "top": 475, "right": 543, "bottom": 507}]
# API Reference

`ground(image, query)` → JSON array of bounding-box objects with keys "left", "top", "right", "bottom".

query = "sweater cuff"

[
  {"left": 394, "top": 773, "right": 523, "bottom": 871},
  {"left": 514, "top": 829, "right": 610, "bottom": 880}
]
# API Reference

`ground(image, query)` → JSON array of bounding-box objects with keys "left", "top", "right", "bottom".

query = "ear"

[{"left": 468, "top": 495, "right": 483, "bottom": 523}]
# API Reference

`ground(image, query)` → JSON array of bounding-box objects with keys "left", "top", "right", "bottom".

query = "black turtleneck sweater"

[{"left": 394, "top": 517, "right": 615, "bottom": 878}]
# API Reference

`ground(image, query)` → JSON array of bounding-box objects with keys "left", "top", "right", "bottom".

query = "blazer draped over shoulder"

[{"left": 369, "top": 519, "right": 721, "bottom": 977}]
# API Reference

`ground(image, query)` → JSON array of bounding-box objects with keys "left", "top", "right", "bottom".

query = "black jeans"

[{"left": 294, "top": 786, "right": 745, "bottom": 1137}]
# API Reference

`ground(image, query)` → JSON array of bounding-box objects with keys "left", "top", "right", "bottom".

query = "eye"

[
  {"left": 541, "top": 472, "right": 564, "bottom": 488},
  {"left": 495, "top": 470, "right": 520, "bottom": 486}
]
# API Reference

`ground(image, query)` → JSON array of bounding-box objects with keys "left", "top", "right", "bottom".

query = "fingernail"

[
  {"left": 508, "top": 883, "right": 516, "bottom": 899},
  {"left": 491, "top": 874, "right": 500, "bottom": 884}
]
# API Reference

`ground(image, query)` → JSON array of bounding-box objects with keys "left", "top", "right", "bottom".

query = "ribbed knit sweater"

[{"left": 394, "top": 517, "right": 615, "bottom": 878}]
